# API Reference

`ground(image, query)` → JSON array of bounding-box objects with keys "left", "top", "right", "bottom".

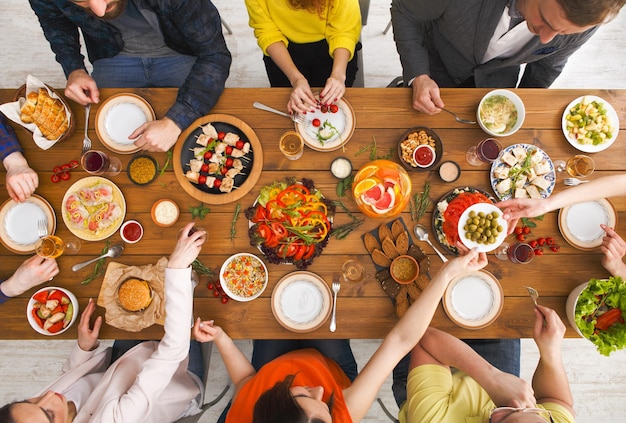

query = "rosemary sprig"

[
  {"left": 230, "top": 203, "right": 241, "bottom": 241},
  {"left": 192, "top": 258, "right": 214, "bottom": 276},
  {"left": 410, "top": 180, "right": 431, "bottom": 223},
  {"left": 354, "top": 136, "right": 392, "bottom": 160},
  {"left": 80, "top": 240, "right": 110, "bottom": 285},
  {"left": 330, "top": 200, "right": 365, "bottom": 239}
]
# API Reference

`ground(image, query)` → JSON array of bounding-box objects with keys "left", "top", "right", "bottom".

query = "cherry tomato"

[
  {"left": 514, "top": 227, "right": 523, "bottom": 235},
  {"left": 550, "top": 245, "right": 561, "bottom": 252},
  {"left": 528, "top": 240, "right": 538, "bottom": 248},
  {"left": 516, "top": 234, "right": 525, "bottom": 242},
  {"left": 235, "top": 140, "right": 245, "bottom": 150},
  {"left": 204, "top": 151, "right": 213, "bottom": 160},
  {"left": 68, "top": 160, "right": 79, "bottom": 168},
  {"left": 201, "top": 164, "right": 209, "bottom": 173},
  {"left": 329, "top": 104, "right": 339, "bottom": 113},
  {"left": 225, "top": 146, "right": 233, "bottom": 155},
  {"left": 523, "top": 226, "right": 531, "bottom": 234},
  {"left": 60, "top": 171, "right": 71, "bottom": 181},
  {"left": 534, "top": 248, "right": 544, "bottom": 256},
  {"left": 53, "top": 166, "right": 62, "bottom": 174},
  {"left": 546, "top": 237, "right": 555, "bottom": 245},
  {"left": 320, "top": 104, "right": 329, "bottom": 113},
  {"left": 217, "top": 131, "right": 226, "bottom": 140},
  {"left": 312, "top": 118, "right": 321, "bottom": 127},
  {"left": 198, "top": 175, "right": 207, "bottom": 185},
  {"left": 61, "top": 164, "right": 71, "bottom": 171},
  {"left": 221, "top": 296, "right": 229, "bottom": 304},
  {"left": 537, "top": 237, "right": 546, "bottom": 246},
  {"left": 220, "top": 166, "right": 228, "bottom": 175},
  {"left": 213, "top": 179, "right": 222, "bottom": 189},
  {"left": 225, "top": 158, "right": 234, "bottom": 167},
  {"left": 207, "top": 283, "right": 214, "bottom": 290},
  {"left": 213, "top": 289, "right": 221, "bottom": 298},
  {"left": 51, "top": 174, "right": 60, "bottom": 183}
]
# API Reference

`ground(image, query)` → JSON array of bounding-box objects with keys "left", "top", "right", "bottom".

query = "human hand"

[
  {"left": 533, "top": 305, "right": 565, "bottom": 358},
  {"left": 65, "top": 69, "right": 100, "bottom": 105},
  {"left": 3, "top": 152, "right": 38, "bottom": 202},
  {"left": 77, "top": 298, "right": 102, "bottom": 351},
  {"left": 167, "top": 222, "right": 206, "bottom": 269},
  {"left": 192, "top": 318, "right": 224, "bottom": 343},
  {"left": 600, "top": 224, "right": 626, "bottom": 277},
  {"left": 320, "top": 75, "right": 346, "bottom": 106},
  {"left": 485, "top": 370, "right": 537, "bottom": 408},
  {"left": 288, "top": 78, "right": 317, "bottom": 115},
  {"left": 0, "top": 255, "right": 58, "bottom": 297},
  {"left": 496, "top": 198, "right": 548, "bottom": 234},
  {"left": 441, "top": 247, "right": 488, "bottom": 280},
  {"left": 411, "top": 75, "right": 444, "bottom": 114},
  {"left": 131, "top": 117, "right": 181, "bottom": 152}
]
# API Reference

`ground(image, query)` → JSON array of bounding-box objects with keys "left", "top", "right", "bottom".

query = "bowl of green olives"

[{"left": 458, "top": 203, "right": 507, "bottom": 252}]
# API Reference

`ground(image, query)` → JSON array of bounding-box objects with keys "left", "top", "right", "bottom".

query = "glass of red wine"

[
  {"left": 494, "top": 241, "right": 535, "bottom": 264},
  {"left": 466, "top": 138, "right": 502, "bottom": 166},
  {"left": 81, "top": 150, "right": 122, "bottom": 176}
]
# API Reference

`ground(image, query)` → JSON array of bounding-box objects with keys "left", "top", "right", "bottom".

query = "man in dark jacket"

[{"left": 29, "top": 0, "right": 232, "bottom": 152}]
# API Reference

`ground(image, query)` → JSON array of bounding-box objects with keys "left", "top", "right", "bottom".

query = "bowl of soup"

[{"left": 477, "top": 89, "right": 525, "bottom": 137}]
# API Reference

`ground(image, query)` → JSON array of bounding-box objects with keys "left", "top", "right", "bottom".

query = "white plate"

[
  {"left": 558, "top": 198, "right": 617, "bottom": 250},
  {"left": 0, "top": 194, "right": 56, "bottom": 254},
  {"left": 561, "top": 95, "right": 619, "bottom": 153},
  {"left": 294, "top": 97, "right": 355, "bottom": 152},
  {"left": 443, "top": 270, "right": 503, "bottom": 329},
  {"left": 490, "top": 143, "right": 555, "bottom": 200},
  {"left": 96, "top": 93, "right": 155, "bottom": 154},
  {"left": 457, "top": 203, "right": 507, "bottom": 253},
  {"left": 271, "top": 271, "right": 332, "bottom": 333}
]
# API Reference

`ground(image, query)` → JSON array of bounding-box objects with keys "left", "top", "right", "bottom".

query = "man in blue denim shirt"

[
  {"left": 28, "top": 0, "right": 231, "bottom": 152},
  {"left": 1, "top": 113, "right": 38, "bottom": 202}
]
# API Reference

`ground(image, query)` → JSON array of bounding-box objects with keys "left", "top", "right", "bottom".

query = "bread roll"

[{"left": 19, "top": 88, "right": 69, "bottom": 140}]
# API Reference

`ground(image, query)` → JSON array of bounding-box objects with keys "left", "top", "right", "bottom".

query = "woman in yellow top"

[{"left": 245, "top": 0, "right": 361, "bottom": 114}]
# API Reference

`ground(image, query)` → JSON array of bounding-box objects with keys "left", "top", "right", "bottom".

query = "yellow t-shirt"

[
  {"left": 244, "top": 0, "right": 361, "bottom": 59},
  {"left": 399, "top": 365, "right": 575, "bottom": 423}
]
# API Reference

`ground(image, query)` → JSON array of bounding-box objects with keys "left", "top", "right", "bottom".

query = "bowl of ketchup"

[
  {"left": 413, "top": 144, "right": 436, "bottom": 168},
  {"left": 120, "top": 220, "right": 143, "bottom": 244}
]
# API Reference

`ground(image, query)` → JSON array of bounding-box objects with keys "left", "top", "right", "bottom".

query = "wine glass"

[
  {"left": 81, "top": 150, "right": 122, "bottom": 176},
  {"left": 494, "top": 241, "right": 534, "bottom": 264},
  {"left": 342, "top": 259, "right": 368, "bottom": 283},
  {"left": 553, "top": 159, "right": 567, "bottom": 176},
  {"left": 36, "top": 235, "right": 81, "bottom": 258},
  {"left": 566, "top": 155, "right": 595, "bottom": 178},
  {"left": 466, "top": 138, "right": 502, "bottom": 166}
]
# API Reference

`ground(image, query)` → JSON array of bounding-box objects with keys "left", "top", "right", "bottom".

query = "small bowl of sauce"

[
  {"left": 330, "top": 157, "right": 353, "bottom": 179},
  {"left": 413, "top": 145, "right": 436, "bottom": 168},
  {"left": 120, "top": 220, "right": 143, "bottom": 244},
  {"left": 151, "top": 199, "right": 180, "bottom": 227},
  {"left": 389, "top": 255, "right": 420, "bottom": 285},
  {"left": 438, "top": 160, "right": 461, "bottom": 183}
]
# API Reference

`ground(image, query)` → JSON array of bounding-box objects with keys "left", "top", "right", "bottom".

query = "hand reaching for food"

[
  {"left": 65, "top": 69, "right": 99, "bottom": 105},
  {"left": 600, "top": 224, "right": 626, "bottom": 277},
  {"left": 288, "top": 78, "right": 317, "bottom": 115},
  {"left": 168, "top": 223, "right": 206, "bottom": 269}
]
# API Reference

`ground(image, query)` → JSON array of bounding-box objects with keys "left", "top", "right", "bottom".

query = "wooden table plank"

[{"left": 1, "top": 87, "right": 624, "bottom": 340}]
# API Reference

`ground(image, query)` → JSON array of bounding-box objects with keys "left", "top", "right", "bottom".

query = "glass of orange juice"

[{"left": 352, "top": 160, "right": 412, "bottom": 218}]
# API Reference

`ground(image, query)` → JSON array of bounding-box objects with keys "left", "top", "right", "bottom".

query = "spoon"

[
  {"left": 72, "top": 244, "right": 124, "bottom": 272},
  {"left": 413, "top": 224, "right": 448, "bottom": 262},
  {"left": 439, "top": 107, "right": 477, "bottom": 125}
]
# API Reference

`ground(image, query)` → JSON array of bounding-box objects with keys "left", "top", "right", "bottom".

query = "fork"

[
  {"left": 37, "top": 219, "right": 48, "bottom": 238},
  {"left": 525, "top": 286, "right": 539, "bottom": 307},
  {"left": 252, "top": 101, "right": 306, "bottom": 125},
  {"left": 81, "top": 104, "right": 92, "bottom": 155},
  {"left": 329, "top": 273, "right": 341, "bottom": 332},
  {"left": 564, "top": 177, "right": 590, "bottom": 186},
  {"left": 439, "top": 107, "right": 477, "bottom": 125}
]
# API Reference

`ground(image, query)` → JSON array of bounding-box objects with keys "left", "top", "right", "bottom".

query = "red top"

[{"left": 226, "top": 348, "right": 353, "bottom": 422}]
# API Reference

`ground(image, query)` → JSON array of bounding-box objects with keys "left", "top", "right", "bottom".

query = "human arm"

[
  {"left": 531, "top": 305, "right": 575, "bottom": 416},
  {"left": 600, "top": 224, "right": 626, "bottom": 278},
  {"left": 193, "top": 320, "right": 256, "bottom": 398},
  {"left": 0, "top": 256, "right": 58, "bottom": 302},
  {"left": 497, "top": 174, "right": 626, "bottom": 233},
  {"left": 64, "top": 69, "right": 100, "bottom": 105},
  {"left": 343, "top": 249, "right": 488, "bottom": 421},
  {"left": 1, "top": 115, "right": 39, "bottom": 202},
  {"left": 320, "top": 48, "right": 350, "bottom": 105}
]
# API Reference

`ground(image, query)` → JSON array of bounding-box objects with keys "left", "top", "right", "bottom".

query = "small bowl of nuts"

[{"left": 397, "top": 126, "right": 443, "bottom": 171}]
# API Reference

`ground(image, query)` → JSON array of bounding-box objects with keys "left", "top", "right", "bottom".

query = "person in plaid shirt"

[{"left": 1, "top": 113, "right": 38, "bottom": 203}]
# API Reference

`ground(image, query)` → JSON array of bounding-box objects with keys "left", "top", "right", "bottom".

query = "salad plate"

[
  {"left": 558, "top": 198, "right": 617, "bottom": 250},
  {"left": 561, "top": 95, "right": 619, "bottom": 153},
  {"left": 433, "top": 186, "right": 494, "bottom": 255},
  {"left": 443, "top": 270, "right": 503, "bottom": 329},
  {"left": 490, "top": 143, "right": 555, "bottom": 201},
  {"left": 271, "top": 271, "right": 332, "bottom": 333},
  {"left": 173, "top": 114, "right": 263, "bottom": 205},
  {"left": 294, "top": 97, "right": 355, "bottom": 152},
  {"left": 0, "top": 194, "right": 56, "bottom": 254},
  {"left": 62, "top": 176, "right": 126, "bottom": 241},
  {"left": 96, "top": 93, "right": 155, "bottom": 154}
]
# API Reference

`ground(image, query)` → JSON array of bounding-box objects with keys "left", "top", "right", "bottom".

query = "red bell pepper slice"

[
  {"left": 250, "top": 205, "right": 267, "bottom": 223},
  {"left": 595, "top": 308, "right": 624, "bottom": 331}
]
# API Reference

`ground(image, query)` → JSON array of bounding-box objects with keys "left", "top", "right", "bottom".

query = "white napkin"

[{"left": 0, "top": 74, "right": 72, "bottom": 150}]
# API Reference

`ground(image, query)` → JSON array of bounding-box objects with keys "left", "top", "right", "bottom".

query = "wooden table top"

[{"left": 1, "top": 87, "right": 624, "bottom": 340}]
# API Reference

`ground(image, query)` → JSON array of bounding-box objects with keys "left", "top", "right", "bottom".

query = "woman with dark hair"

[
  {"left": 244, "top": 0, "right": 362, "bottom": 115},
  {"left": 194, "top": 248, "right": 489, "bottom": 422}
]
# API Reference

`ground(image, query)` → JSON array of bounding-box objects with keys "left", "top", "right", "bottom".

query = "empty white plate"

[
  {"left": 559, "top": 198, "right": 617, "bottom": 250},
  {"left": 443, "top": 270, "right": 503, "bottom": 329},
  {"left": 280, "top": 279, "right": 325, "bottom": 324},
  {"left": 5, "top": 202, "right": 46, "bottom": 245}
]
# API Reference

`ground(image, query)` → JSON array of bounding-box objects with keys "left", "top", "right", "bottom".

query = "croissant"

[{"left": 20, "top": 88, "right": 68, "bottom": 140}]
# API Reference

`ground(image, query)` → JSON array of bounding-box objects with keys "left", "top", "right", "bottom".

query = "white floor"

[{"left": 2, "top": 1, "right": 626, "bottom": 421}]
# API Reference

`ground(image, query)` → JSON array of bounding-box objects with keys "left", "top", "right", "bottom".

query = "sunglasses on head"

[{"left": 489, "top": 407, "right": 554, "bottom": 423}]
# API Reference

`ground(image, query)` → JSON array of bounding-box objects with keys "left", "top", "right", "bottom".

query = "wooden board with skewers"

[{"left": 362, "top": 218, "right": 431, "bottom": 318}]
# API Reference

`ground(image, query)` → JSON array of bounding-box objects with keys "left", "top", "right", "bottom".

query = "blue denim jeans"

[
  {"left": 111, "top": 339, "right": 205, "bottom": 382},
  {"left": 391, "top": 338, "right": 521, "bottom": 407},
  {"left": 92, "top": 54, "right": 196, "bottom": 88},
  {"left": 216, "top": 339, "right": 358, "bottom": 423}
]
